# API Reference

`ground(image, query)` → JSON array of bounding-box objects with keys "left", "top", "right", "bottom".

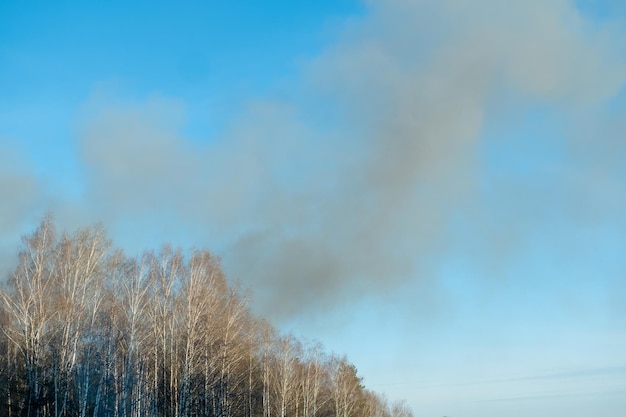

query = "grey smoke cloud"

[
  {"left": 0, "top": 143, "right": 45, "bottom": 275},
  {"left": 3, "top": 0, "right": 626, "bottom": 320},
  {"left": 0, "top": 150, "right": 40, "bottom": 235},
  {"left": 223, "top": 0, "right": 624, "bottom": 317}
]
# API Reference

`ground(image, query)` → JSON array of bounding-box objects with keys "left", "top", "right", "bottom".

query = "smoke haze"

[{"left": 2, "top": 0, "right": 626, "bottom": 322}]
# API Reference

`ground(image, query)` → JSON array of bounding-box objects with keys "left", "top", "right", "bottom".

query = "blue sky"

[{"left": 2, "top": 1, "right": 626, "bottom": 415}]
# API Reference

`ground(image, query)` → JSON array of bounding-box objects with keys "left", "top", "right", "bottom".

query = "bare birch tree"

[
  {"left": 49, "top": 226, "right": 110, "bottom": 416},
  {"left": 330, "top": 356, "right": 364, "bottom": 417},
  {"left": 1, "top": 218, "right": 58, "bottom": 417},
  {"left": 299, "top": 341, "right": 331, "bottom": 417},
  {"left": 115, "top": 254, "right": 154, "bottom": 417},
  {"left": 176, "top": 250, "right": 221, "bottom": 417},
  {"left": 270, "top": 335, "right": 301, "bottom": 417}
]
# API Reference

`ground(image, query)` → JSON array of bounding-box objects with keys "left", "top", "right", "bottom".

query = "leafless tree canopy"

[{"left": 0, "top": 219, "right": 411, "bottom": 417}]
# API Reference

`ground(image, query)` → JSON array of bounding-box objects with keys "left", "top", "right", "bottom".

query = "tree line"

[{"left": 0, "top": 218, "right": 413, "bottom": 417}]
